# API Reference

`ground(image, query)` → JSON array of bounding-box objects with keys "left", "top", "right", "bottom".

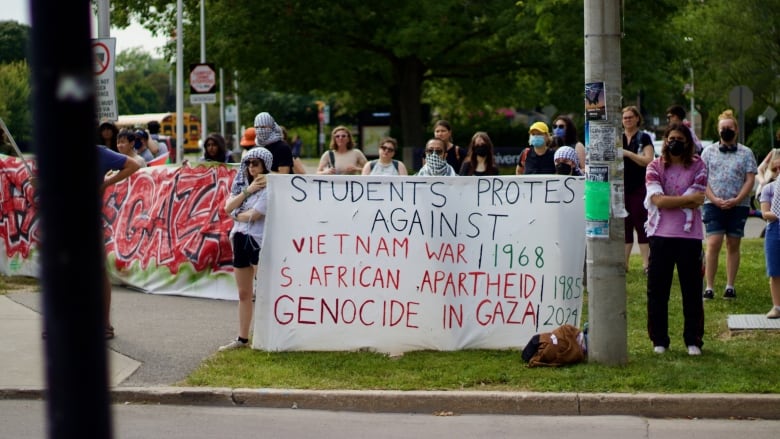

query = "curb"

[{"left": 3, "top": 387, "right": 780, "bottom": 419}]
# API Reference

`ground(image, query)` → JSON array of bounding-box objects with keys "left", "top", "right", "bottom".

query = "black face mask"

[
  {"left": 720, "top": 128, "right": 736, "bottom": 142},
  {"left": 668, "top": 140, "right": 685, "bottom": 156},
  {"left": 555, "top": 163, "right": 573, "bottom": 175},
  {"left": 475, "top": 146, "right": 489, "bottom": 157}
]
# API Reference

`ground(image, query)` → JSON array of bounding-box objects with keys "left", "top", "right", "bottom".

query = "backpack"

[
  {"left": 369, "top": 159, "right": 399, "bottom": 172},
  {"left": 518, "top": 147, "right": 530, "bottom": 174}
]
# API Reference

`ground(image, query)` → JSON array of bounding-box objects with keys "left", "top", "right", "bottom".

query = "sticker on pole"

[{"left": 189, "top": 63, "right": 217, "bottom": 94}]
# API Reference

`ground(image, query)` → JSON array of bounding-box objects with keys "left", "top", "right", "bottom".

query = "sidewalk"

[{"left": 2, "top": 281, "right": 780, "bottom": 419}]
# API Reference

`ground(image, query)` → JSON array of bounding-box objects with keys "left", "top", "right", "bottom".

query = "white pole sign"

[{"left": 92, "top": 38, "right": 118, "bottom": 121}]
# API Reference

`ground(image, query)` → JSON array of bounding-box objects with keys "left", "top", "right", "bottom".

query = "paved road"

[
  {"left": 4, "top": 400, "right": 780, "bottom": 439},
  {"left": 6, "top": 287, "right": 235, "bottom": 387}
]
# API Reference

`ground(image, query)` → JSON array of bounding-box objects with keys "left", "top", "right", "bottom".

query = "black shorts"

[{"left": 232, "top": 232, "right": 260, "bottom": 268}]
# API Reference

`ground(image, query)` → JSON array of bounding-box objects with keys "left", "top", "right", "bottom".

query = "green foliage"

[
  {"left": 0, "top": 61, "right": 32, "bottom": 148},
  {"left": 0, "top": 21, "right": 29, "bottom": 64},
  {"left": 115, "top": 48, "right": 172, "bottom": 114},
  {"left": 186, "top": 238, "right": 780, "bottom": 393},
  {"left": 676, "top": 0, "right": 780, "bottom": 140}
]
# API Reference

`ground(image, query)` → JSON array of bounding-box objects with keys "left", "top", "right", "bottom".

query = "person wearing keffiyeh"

[
  {"left": 219, "top": 146, "right": 273, "bottom": 351},
  {"left": 416, "top": 138, "right": 457, "bottom": 176},
  {"left": 230, "top": 112, "right": 293, "bottom": 195},
  {"left": 643, "top": 123, "right": 707, "bottom": 356},
  {"left": 759, "top": 160, "right": 780, "bottom": 318}
]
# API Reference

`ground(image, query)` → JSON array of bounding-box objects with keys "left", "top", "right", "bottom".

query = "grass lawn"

[
  {"left": 184, "top": 238, "right": 780, "bottom": 393},
  {"left": 3, "top": 237, "right": 777, "bottom": 393}
]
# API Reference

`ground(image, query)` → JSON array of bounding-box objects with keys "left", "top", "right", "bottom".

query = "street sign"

[
  {"left": 763, "top": 106, "right": 777, "bottom": 122},
  {"left": 729, "top": 85, "right": 753, "bottom": 112},
  {"left": 728, "top": 85, "right": 753, "bottom": 144},
  {"left": 92, "top": 38, "right": 117, "bottom": 121},
  {"left": 225, "top": 104, "right": 237, "bottom": 122},
  {"left": 189, "top": 63, "right": 217, "bottom": 94}
]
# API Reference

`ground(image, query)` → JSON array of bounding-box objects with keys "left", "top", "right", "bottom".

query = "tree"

[
  {"left": 115, "top": 48, "right": 172, "bottom": 114},
  {"left": 677, "top": 0, "right": 780, "bottom": 139},
  {"left": 0, "top": 21, "right": 29, "bottom": 64},
  {"left": 111, "top": 0, "right": 549, "bottom": 149},
  {"left": 0, "top": 61, "right": 32, "bottom": 149}
]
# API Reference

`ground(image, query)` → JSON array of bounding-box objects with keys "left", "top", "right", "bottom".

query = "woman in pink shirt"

[{"left": 644, "top": 123, "right": 707, "bottom": 356}]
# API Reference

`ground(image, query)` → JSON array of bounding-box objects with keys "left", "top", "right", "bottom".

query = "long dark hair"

[
  {"left": 553, "top": 115, "right": 579, "bottom": 146},
  {"left": 463, "top": 131, "right": 497, "bottom": 175},
  {"left": 662, "top": 123, "right": 695, "bottom": 167}
]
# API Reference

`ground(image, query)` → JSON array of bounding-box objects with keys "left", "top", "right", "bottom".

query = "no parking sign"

[{"left": 93, "top": 38, "right": 117, "bottom": 121}]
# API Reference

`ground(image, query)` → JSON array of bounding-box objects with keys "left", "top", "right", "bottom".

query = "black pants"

[{"left": 646, "top": 236, "right": 704, "bottom": 349}]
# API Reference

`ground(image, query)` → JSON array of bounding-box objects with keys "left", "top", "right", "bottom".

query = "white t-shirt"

[{"left": 230, "top": 188, "right": 268, "bottom": 246}]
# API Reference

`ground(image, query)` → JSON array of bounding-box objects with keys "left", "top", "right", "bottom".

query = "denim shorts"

[
  {"left": 702, "top": 204, "right": 749, "bottom": 238},
  {"left": 232, "top": 232, "right": 260, "bottom": 268},
  {"left": 766, "top": 221, "right": 780, "bottom": 277}
]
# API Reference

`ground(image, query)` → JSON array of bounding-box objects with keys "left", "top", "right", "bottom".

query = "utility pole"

[{"left": 584, "top": 0, "right": 627, "bottom": 365}]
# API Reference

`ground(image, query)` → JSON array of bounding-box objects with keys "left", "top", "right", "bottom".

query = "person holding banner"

[
  {"left": 97, "top": 145, "right": 141, "bottom": 339},
  {"left": 644, "top": 123, "right": 707, "bottom": 356},
  {"left": 219, "top": 147, "right": 273, "bottom": 351}
]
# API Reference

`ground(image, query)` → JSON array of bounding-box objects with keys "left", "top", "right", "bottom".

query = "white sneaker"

[
  {"left": 653, "top": 346, "right": 666, "bottom": 354},
  {"left": 687, "top": 345, "right": 702, "bottom": 356},
  {"left": 218, "top": 338, "right": 249, "bottom": 351}
]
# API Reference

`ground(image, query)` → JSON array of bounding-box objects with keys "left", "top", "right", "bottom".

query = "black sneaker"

[
  {"left": 723, "top": 287, "right": 736, "bottom": 300},
  {"left": 702, "top": 289, "right": 714, "bottom": 300}
]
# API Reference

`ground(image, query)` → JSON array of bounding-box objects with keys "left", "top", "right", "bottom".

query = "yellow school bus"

[{"left": 116, "top": 112, "right": 201, "bottom": 152}]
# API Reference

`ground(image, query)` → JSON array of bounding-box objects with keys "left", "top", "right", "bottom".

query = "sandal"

[{"left": 105, "top": 326, "right": 115, "bottom": 340}]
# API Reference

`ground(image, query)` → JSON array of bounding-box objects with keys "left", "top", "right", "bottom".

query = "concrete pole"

[
  {"left": 175, "top": 0, "right": 184, "bottom": 163},
  {"left": 96, "top": 0, "right": 110, "bottom": 38},
  {"left": 584, "top": 0, "right": 628, "bottom": 365},
  {"left": 219, "top": 68, "right": 225, "bottom": 136},
  {"left": 234, "top": 71, "right": 241, "bottom": 152},
  {"left": 200, "top": 0, "right": 207, "bottom": 142}
]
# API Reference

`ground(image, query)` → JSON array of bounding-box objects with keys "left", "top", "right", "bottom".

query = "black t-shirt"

[
  {"left": 522, "top": 148, "right": 556, "bottom": 175},
  {"left": 446, "top": 145, "right": 466, "bottom": 175},
  {"left": 459, "top": 161, "right": 499, "bottom": 176},
  {"left": 623, "top": 132, "right": 652, "bottom": 193},
  {"left": 265, "top": 140, "right": 294, "bottom": 173}
]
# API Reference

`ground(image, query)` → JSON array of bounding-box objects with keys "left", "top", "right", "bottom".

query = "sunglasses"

[
  {"left": 554, "top": 124, "right": 566, "bottom": 129},
  {"left": 426, "top": 148, "right": 444, "bottom": 154},
  {"left": 246, "top": 159, "right": 262, "bottom": 167},
  {"left": 334, "top": 134, "right": 349, "bottom": 139},
  {"left": 379, "top": 145, "right": 395, "bottom": 152}
]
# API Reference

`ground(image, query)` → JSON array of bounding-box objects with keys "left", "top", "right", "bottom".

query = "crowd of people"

[{"left": 93, "top": 108, "right": 778, "bottom": 356}]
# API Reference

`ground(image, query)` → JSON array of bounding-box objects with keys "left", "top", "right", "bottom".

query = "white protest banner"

[{"left": 254, "top": 175, "right": 585, "bottom": 354}]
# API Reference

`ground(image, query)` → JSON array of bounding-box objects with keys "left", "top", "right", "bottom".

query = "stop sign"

[{"left": 189, "top": 63, "right": 216, "bottom": 94}]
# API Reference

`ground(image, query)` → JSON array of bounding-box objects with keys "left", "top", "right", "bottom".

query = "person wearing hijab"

[
  {"left": 416, "top": 138, "right": 457, "bottom": 176},
  {"left": 220, "top": 147, "right": 273, "bottom": 351}
]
